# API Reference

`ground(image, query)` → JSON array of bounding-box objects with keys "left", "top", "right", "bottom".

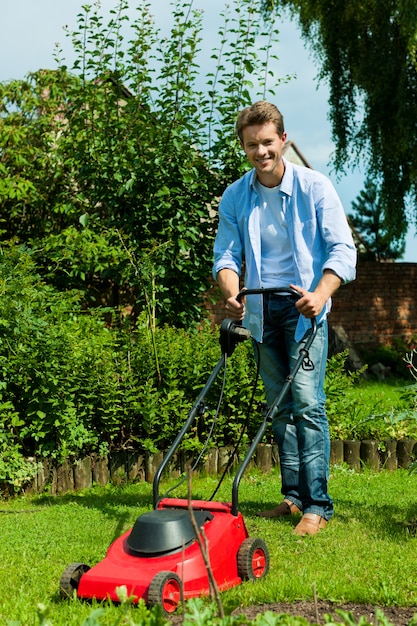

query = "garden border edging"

[{"left": 22, "top": 439, "right": 417, "bottom": 496}]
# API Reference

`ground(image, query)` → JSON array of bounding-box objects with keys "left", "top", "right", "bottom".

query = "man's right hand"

[
  {"left": 217, "top": 269, "right": 246, "bottom": 321},
  {"left": 224, "top": 295, "right": 246, "bottom": 321}
]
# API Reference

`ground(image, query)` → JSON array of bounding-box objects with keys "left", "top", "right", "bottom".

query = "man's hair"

[{"left": 235, "top": 101, "right": 285, "bottom": 142}]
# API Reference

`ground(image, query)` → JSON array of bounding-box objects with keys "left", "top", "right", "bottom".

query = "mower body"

[{"left": 65, "top": 497, "right": 267, "bottom": 611}]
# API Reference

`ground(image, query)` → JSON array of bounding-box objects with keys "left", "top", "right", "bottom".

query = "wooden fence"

[{"left": 23, "top": 439, "right": 416, "bottom": 495}]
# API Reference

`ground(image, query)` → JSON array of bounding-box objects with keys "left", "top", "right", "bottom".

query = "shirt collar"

[
  {"left": 249, "top": 157, "right": 293, "bottom": 195},
  {"left": 279, "top": 157, "right": 293, "bottom": 196}
]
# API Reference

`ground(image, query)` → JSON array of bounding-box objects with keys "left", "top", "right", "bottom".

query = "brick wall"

[
  {"left": 330, "top": 261, "right": 417, "bottom": 350},
  {"left": 207, "top": 261, "right": 417, "bottom": 351}
]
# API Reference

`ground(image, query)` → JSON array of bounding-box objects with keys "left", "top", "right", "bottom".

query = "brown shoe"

[
  {"left": 257, "top": 498, "right": 302, "bottom": 518},
  {"left": 293, "top": 513, "right": 327, "bottom": 536}
]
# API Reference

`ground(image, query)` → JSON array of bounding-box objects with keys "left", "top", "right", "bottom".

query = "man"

[{"left": 212, "top": 101, "right": 356, "bottom": 536}]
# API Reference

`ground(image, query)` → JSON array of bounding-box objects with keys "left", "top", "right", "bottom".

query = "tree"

[
  {"left": 0, "top": 0, "right": 281, "bottom": 327},
  {"left": 262, "top": 0, "right": 417, "bottom": 247},
  {"left": 349, "top": 178, "right": 405, "bottom": 261},
  {"left": 0, "top": 68, "right": 80, "bottom": 241}
]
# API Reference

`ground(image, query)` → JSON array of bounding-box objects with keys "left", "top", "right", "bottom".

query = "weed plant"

[{"left": 1, "top": 468, "right": 417, "bottom": 625}]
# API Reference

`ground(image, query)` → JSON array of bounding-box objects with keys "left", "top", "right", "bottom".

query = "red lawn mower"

[{"left": 60, "top": 287, "right": 316, "bottom": 614}]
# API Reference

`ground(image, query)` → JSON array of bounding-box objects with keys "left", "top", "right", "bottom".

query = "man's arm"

[{"left": 217, "top": 269, "right": 245, "bottom": 321}]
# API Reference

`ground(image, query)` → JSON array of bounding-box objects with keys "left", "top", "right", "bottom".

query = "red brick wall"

[
  {"left": 330, "top": 261, "right": 417, "bottom": 349},
  {"left": 206, "top": 261, "right": 417, "bottom": 350}
]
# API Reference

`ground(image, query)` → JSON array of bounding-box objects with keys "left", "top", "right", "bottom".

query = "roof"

[{"left": 283, "top": 140, "right": 313, "bottom": 169}]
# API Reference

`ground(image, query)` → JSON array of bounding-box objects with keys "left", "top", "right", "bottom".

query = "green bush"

[
  {"left": 2, "top": 244, "right": 416, "bottom": 493},
  {"left": 0, "top": 245, "right": 265, "bottom": 489},
  {"left": 360, "top": 336, "right": 417, "bottom": 379},
  {"left": 325, "top": 349, "right": 417, "bottom": 442},
  {"left": 324, "top": 350, "right": 367, "bottom": 439},
  {"left": 0, "top": 246, "right": 119, "bottom": 461}
]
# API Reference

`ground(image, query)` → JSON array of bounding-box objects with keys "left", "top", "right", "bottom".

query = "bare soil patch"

[
  {"left": 170, "top": 601, "right": 417, "bottom": 625},
  {"left": 236, "top": 601, "right": 417, "bottom": 625}
]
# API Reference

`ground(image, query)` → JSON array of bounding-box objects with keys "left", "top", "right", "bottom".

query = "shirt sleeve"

[
  {"left": 315, "top": 176, "right": 357, "bottom": 284},
  {"left": 212, "top": 187, "right": 244, "bottom": 280}
]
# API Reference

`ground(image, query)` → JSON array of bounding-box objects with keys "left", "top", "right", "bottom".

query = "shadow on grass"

[
  {"left": 34, "top": 487, "right": 152, "bottom": 510},
  {"left": 331, "top": 497, "right": 417, "bottom": 538},
  {"left": 27, "top": 481, "right": 225, "bottom": 544},
  {"left": 29, "top": 486, "right": 154, "bottom": 544},
  {"left": 239, "top": 496, "right": 417, "bottom": 542}
]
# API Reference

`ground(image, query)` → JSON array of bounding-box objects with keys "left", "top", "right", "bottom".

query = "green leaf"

[{"left": 79, "top": 213, "right": 89, "bottom": 228}]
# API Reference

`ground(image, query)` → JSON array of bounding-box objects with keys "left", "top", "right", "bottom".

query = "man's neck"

[{"left": 257, "top": 159, "right": 285, "bottom": 188}]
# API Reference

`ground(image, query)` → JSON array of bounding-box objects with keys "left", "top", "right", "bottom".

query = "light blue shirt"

[{"left": 213, "top": 158, "right": 357, "bottom": 342}]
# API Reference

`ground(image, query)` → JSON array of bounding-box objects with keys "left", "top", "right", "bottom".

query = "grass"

[
  {"left": 345, "top": 378, "right": 410, "bottom": 414},
  {"left": 327, "top": 377, "right": 417, "bottom": 440},
  {"left": 1, "top": 466, "right": 417, "bottom": 625}
]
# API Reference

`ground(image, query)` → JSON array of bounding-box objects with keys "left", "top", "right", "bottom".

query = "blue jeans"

[{"left": 254, "top": 292, "right": 333, "bottom": 520}]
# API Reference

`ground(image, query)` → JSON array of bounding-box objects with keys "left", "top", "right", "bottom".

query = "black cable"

[
  {"left": 158, "top": 354, "right": 229, "bottom": 501},
  {"left": 158, "top": 336, "right": 262, "bottom": 504},
  {"left": 209, "top": 340, "right": 262, "bottom": 501}
]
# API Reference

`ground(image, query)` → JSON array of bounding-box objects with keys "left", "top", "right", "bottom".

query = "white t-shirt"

[{"left": 255, "top": 179, "right": 297, "bottom": 288}]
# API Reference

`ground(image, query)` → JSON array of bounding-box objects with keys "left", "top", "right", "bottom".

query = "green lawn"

[
  {"left": 346, "top": 379, "right": 410, "bottom": 414},
  {"left": 1, "top": 467, "right": 417, "bottom": 625},
  {"left": 327, "top": 377, "right": 417, "bottom": 441}
]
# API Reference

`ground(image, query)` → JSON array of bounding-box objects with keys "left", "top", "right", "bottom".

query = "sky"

[{"left": 1, "top": 0, "right": 416, "bottom": 262}]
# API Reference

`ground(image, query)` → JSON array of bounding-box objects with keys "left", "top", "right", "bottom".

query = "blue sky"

[{"left": 1, "top": 0, "right": 416, "bottom": 261}]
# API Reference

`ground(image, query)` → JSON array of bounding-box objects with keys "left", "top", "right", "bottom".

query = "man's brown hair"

[{"left": 236, "top": 101, "right": 285, "bottom": 142}]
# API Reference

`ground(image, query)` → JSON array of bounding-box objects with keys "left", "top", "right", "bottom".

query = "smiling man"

[{"left": 212, "top": 101, "right": 357, "bottom": 536}]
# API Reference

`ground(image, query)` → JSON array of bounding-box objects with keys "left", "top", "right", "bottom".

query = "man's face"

[{"left": 240, "top": 121, "right": 287, "bottom": 187}]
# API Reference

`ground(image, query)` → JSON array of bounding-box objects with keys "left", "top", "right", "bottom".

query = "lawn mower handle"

[
  {"left": 152, "top": 286, "right": 317, "bottom": 514},
  {"left": 235, "top": 285, "right": 317, "bottom": 337},
  {"left": 152, "top": 319, "right": 251, "bottom": 509},
  {"left": 236, "top": 285, "right": 305, "bottom": 303}
]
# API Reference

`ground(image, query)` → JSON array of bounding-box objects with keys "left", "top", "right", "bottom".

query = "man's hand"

[
  {"left": 290, "top": 286, "right": 327, "bottom": 319},
  {"left": 224, "top": 294, "right": 246, "bottom": 321},
  {"left": 217, "top": 269, "right": 246, "bottom": 321},
  {"left": 290, "top": 270, "right": 342, "bottom": 319}
]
